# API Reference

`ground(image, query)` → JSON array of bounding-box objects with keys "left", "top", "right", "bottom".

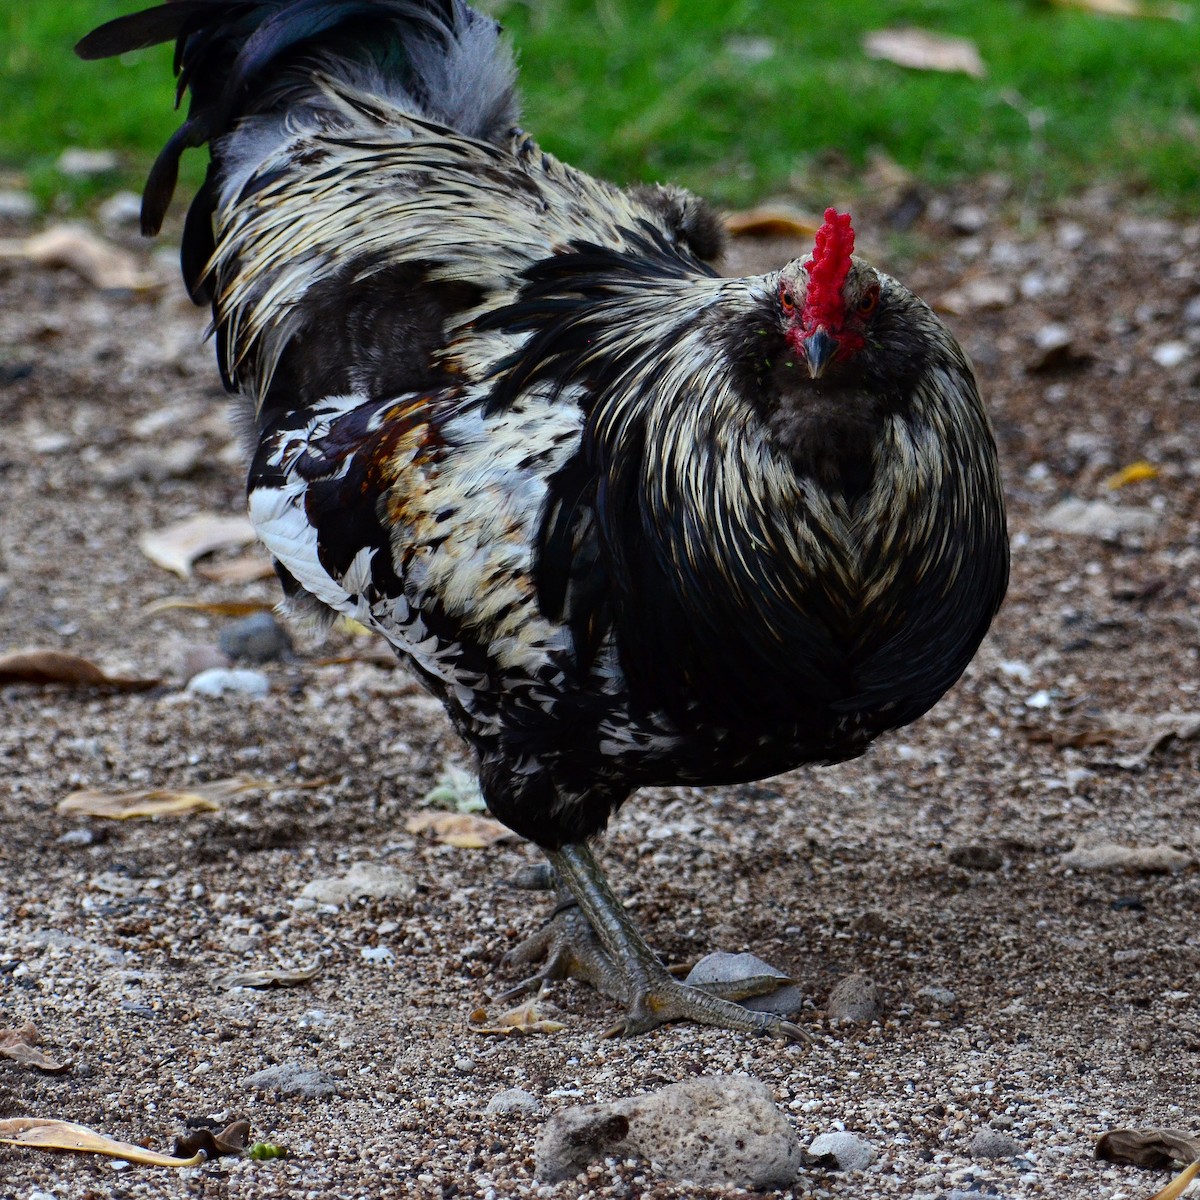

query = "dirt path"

[{"left": 1, "top": 190, "right": 1198, "bottom": 1199}]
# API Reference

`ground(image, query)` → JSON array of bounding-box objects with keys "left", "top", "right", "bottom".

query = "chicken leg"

[{"left": 503, "top": 841, "right": 810, "bottom": 1041}]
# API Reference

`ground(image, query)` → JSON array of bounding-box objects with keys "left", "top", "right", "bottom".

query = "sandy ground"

[{"left": 1, "top": 184, "right": 1198, "bottom": 1200}]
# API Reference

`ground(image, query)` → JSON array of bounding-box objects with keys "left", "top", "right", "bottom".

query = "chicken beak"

[{"left": 802, "top": 327, "right": 835, "bottom": 379}]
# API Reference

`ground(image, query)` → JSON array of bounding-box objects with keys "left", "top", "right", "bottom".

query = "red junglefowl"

[{"left": 78, "top": 0, "right": 1008, "bottom": 1040}]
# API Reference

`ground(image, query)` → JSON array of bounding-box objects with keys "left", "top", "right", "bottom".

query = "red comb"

[{"left": 802, "top": 208, "right": 855, "bottom": 331}]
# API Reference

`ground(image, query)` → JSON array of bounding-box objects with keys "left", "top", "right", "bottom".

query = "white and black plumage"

[{"left": 79, "top": 0, "right": 1008, "bottom": 1038}]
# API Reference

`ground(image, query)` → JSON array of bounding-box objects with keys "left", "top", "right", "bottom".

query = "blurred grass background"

[{"left": 1, "top": 0, "right": 1197, "bottom": 215}]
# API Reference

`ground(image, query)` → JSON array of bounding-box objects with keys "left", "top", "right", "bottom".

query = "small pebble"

[
  {"left": 56, "top": 147, "right": 119, "bottom": 177},
  {"left": 300, "top": 862, "right": 415, "bottom": 905},
  {"left": 742, "top": 983, "right": 806, "bottom": 1017},
  {"left": 186, "top": 667, "right": 270, "bottom": 698},
  {"left": 948, "top": 844, "right": 1003, "bottom": 871},
  {"left": 246, "top": 1062, "right": 338, "bottom": 1099},
  {"left": 1152, "top": 341, "right": 1189, "bottom": 369},
  {"left": 179, "top": 644, "right": 232, "bottom": 681},
  {"left": 57, "top": 828, "right": 97, "bottom": 847},
  {"left": 971, "top": 1127, "right": 1024, "bottom": 1158},
  {"left": 453, "top": 1056, "right": 475, "bottom": 1074},
  {"left": 916, "top": 985, "right": 958, "bottom": 1008},
  {"left": 0, "top": 190, "right": 37, "bottom": 221},
  {"left": 826, "top": 972, "right": 882, "bottom": 1023},
  {"left": 219, "top": 612, "right": 293, "bottom": 663},
  {"left": 98, "top": 190, "right": 143, "bottom": 229},
  {"left": 807, "top": 1131, "right": 877, "bottom": 1171},
  {"left": 685, "top": 951, "right": 790, "bottom": 997},
  {"left": 486, "top": 1088, "right": 541, "bottom": 1114}
]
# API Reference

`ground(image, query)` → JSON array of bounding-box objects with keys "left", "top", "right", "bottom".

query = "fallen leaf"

[
  {"left": 1044, "top": 709, "right": 1200, "bottom": 764},
  {"left": 139, "top": 513, "right": 257, "bottom": 578},
  {"left": 863, "top": 27, "right": 986, "bottom": 77},
  {"left": 172, "top": 1119, "right": 251, "bottom": 1161},
  {"left": 58, "top": 776, "right": 292, "bottom": 820},
  {"left": 145, "top": 597, "right": 276, "bottom": 617},
  {"left": 0, "top": 1118, "right": 204, "bottom": 1167},
  {"left": 1106, "top": 461, "right": 1160, "bottom": 489},
  {"left": 0, "top": 649, "right": 159, "bottom": 691},
  {"left": 1150, "top": 1161, "right": 1200, "bottom": 1200},
  {"left": 1096, "top": 1127, "right": 1200, "bottom": 1168},
  {"left": 724, "top": 207, "right": 821, "bottom": 239},
  {"left": 0, "top": 224, "right": 156, "bottom": 290},
  {"left": 196, "top": 552, "right": 277, "bottom": 584},
  {"left": 1049, "top": 0, "right": 1190, "bottom": 19},
  {"left": 219, "top": 960, "right": 323, "bottom": 989},
  {"left": 469, "top": 999, "right": 566, "bottom": 1036},
  {"left": 405, "top": 811, "right": 514, "bottom": 849},
  {"left": 0, "top": 1025, "right": 70, "bottom": 1074},
  {"left": 59, "top": 788, "right": 222, "bottom": 820}
]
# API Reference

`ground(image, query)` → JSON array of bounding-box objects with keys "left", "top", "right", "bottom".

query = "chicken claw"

[{"left": 501, "top": 842, "right": 811, "bottom": 1042}]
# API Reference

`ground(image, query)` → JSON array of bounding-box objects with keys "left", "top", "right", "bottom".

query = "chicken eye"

[
  {"left": 780, "top": 287, "right": 796, "bottom": 313},
  {"left": 857, "top": 285, "right": 880, "bottom": 317}
]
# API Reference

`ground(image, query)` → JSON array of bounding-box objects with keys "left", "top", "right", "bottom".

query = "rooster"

[{"left": 78, "top": 0, "right": 1008, "bottom": 1039}]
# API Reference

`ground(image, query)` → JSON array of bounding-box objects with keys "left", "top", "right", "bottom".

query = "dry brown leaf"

[
  {"left": 1049, "top": 0, "right": 1190, "bottom": 19},
  {"left": 405, "top": 811, "right": 514, "bottom": 848},
  {"left": 1096, "top": 1127, "right": 1200, "bottom": 1168},
  {"left": 1046, "top": 710, "right": 1200, "bottom": 764},
  {"left": 58, "top": 775, "right": 285, "bottom": 820},
  {"left": 1151, "top": 1161, "right": 1200, "bottom": 1200},
  {"left": 0, "top": 1025, "right": 70, "bottom": 1074},
  {"left": 144, "top": 597, "right": 276, "bottom": 617},
  {"left": 195, "top": 552, "right": 277, "bottom": 584},
  {"left": 0, "top": 1118, "right": 204, "bottom": 1167},
  {"left": 173, "top": 1120, "right": 251, "bottom": 1161},
  {"left": 0, "top": 224, "right": 156, "bottom": 290},
  {"left": 139, "top": 513, "right": 257, "bottom": 578},
  {"left": 863, "top": 27, "right": 986, "bottom": 77},
  {"left": 469, "top": 999, "right": 566, "bottom": 1036},
  {"left": 219, "top": 960, "right": 323, "bottom": 989},
  {"left": 724, "top": 208, "right": 821, "bottom": 239},
  {"left": 0, "top": 649, "right": 159, "bottom": 691}
]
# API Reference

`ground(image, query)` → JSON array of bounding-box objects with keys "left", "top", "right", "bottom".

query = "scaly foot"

[{"left": 500, "top": 843, "right": 812, "bottom": 1043}]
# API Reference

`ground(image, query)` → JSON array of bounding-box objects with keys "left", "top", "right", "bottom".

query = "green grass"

[{"left": 2, "top": 0, "right": 1198, "bottom": 216}]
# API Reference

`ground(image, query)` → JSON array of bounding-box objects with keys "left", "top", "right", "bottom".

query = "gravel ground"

[{"left": 1, "top": 184, "right": 1198, "bottom": 1200}]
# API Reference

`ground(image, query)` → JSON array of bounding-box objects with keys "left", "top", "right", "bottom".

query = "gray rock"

[
  {"left": 219, "top": 612, "right": 294, "bottom": 663},
  {"left": 970, "top": 1127, "right": 1024, "bottom": 1159},
  {"left": 179, "top": 644, "right": 232, "bottom": 682},
  {"left": 0, "top": 190, "right": 36, "bottom": 221},
  {"left": 486, "top": 1088, "right": 542, "bottom": 1115},
  {"left": 1060, "top": 843, "right": 1192, "bottom": 873},
  {"left": 742, "top": 983, "right": 807, "bottom": 1017},
  {"left": 826, "top": 972, "right": 882, "bottom": 1023},
  {"left": 684, "top": 951, "right": 791, "bottom": 999},
  {"left": 299, "top": 861, "right": 416, "bottom": 906},
  {"left": 246, "top": 1061, "right": 338, "bottom": 1099},
  {"left": 186, "top": 667, "right": 270, "bottom": 698},
  {"left": 948, "top": 843, "right": 1003, "bottom": 871},
  {"left": 807, "top": 1130, "right": 876, "bottom": 1171},
  {"left": 1041, "top": 498, "right": 1158, "bottom": 538},
  {"left": 56, "top": 148, "right": 119, "bottom": 177},
  {"left": 534, "top": 1074, "right": 802, "bottom": 1188},
  {"left": 916, "top": 985, "right": 958, "bottom": 1009},
  {"left": 97, "top": 190, "right": 142, "bottom": 229}
]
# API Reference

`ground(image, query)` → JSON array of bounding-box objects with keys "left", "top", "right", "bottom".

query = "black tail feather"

[{"left": 76, "top": 0, "right": 510, "bottom": 290}]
